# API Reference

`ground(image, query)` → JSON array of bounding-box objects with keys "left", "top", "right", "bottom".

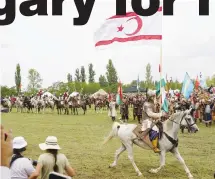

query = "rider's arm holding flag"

[{"left": 141, "top": 90, "right": 167, "bottom": 153}]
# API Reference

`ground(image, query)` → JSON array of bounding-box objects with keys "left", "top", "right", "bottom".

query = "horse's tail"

[{"left": 103, "top": 122, "right": 121, "bottom": 145}]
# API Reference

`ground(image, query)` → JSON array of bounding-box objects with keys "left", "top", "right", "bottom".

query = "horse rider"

[
  {"left": 38, "top": 89, "right": 43, "bottom": 99},
  {"left": 141, "top": 90, "right": 168, "bottom": 153},
  {"left": 63, "top": 90, "right": 69, "bottom": 100}
]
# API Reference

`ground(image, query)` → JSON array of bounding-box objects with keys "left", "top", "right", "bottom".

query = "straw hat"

[
  {"left": 39, "top": 136, "right": 61, "bottom": 150},
  {"left": 13, "top": 137, "right": 27, "bottom": 149}
]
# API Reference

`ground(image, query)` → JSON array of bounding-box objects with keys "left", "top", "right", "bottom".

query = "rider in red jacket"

[{"left": 63, "top": 90, "right": 69, "bottom": 100}]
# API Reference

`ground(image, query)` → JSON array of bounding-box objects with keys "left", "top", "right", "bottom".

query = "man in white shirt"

[{"left": 0, "top": 125, "right": 13, "bottom": 179}]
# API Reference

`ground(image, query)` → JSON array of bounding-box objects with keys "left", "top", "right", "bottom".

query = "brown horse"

[{"left": 69, "top": 96, "right": 87, "bottom": 115}]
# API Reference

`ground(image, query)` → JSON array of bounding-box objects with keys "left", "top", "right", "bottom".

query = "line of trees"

[{"left": 2, "top": 61, "right": 214, "bottom": 97}]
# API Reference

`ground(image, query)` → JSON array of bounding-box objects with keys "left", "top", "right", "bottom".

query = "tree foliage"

[
  {"left": 1, "top": 86, "right": 17, "bottom": 97},
  {"left": 99, "top": 75, "right": 108, "bottom": 87},
  {"left": 206, "top": 75, "right": 215, "bottom": 86},
  {"left": 88, "top": 63, "right": 96, "bottom": 83},
  {"left": 80, "top": 66, "right": 86, "bottom": 82},
  {"left": 145, "top": 63, "right": 153, "bottom": 88},
  {"left": 75, "top": 68, "right": 81, "bottom": 82},
  {"left": 15, "top": 64, "right": 21, "bottom": 94},
  {"left": 27, "top": 69, "right": 43, "bottom": 93},
  {"left": 67, "top": 73, "right": 73, "bottom": 82},
  {"left": 106, "top": 59, "right": 118, "bottom": 86}
]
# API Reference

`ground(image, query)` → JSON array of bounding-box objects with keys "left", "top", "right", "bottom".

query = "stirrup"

[{"left": 153, "top": 147, "right": 161, "bottom": 153}]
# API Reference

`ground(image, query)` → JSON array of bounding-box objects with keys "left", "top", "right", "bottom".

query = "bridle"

[
  {"left": 162, "top": 111, "right": 196, "bottom": 151},
  {"left": 168, "top": 111, "right": 196, "bottom": 131}
]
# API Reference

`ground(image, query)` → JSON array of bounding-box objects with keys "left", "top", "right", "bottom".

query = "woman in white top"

[
  {"left": 10, "top": 137, "right": 35, "bottom": 179},
  {"left": 29, "top": 136, "right": 75, "bottom": 179}
]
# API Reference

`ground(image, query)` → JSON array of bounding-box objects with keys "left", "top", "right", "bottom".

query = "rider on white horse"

[
  {"left": 141, "top": 89, "right": 168, "bottom": 153},
  {"left": 63, "top": 90, "right": 69, "bottom": 101}
]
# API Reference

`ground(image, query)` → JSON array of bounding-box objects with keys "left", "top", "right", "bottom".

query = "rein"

[
  {"left": 168, "top": 112, "right": 196, "bottom": 130},
  {"left": 163, "top": 112, "right": 196, "bottom": 151}
]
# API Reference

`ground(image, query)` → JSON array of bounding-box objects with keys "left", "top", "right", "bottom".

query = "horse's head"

[{"left": 180, "top": 109, "right": 199, "bottom": 133}]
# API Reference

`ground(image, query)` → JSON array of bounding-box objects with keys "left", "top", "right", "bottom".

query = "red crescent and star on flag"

[{"left": 117, "top": 15, "right": 143, "bottom": 36}]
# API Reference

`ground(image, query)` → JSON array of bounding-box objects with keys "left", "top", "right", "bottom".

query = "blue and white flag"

[{"left": 181, "top": 73, "right": 194, "bottom": 99}]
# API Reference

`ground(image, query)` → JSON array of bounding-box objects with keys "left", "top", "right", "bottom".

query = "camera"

[{"left": 29, "top": 158, "right": 38, "bottom": 166}]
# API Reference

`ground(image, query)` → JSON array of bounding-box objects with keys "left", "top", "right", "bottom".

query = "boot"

[{"left": 152, "top": 137, "right": 161, "bottom": 153}]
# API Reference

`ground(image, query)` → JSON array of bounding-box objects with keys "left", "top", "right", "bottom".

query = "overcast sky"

[{"left": 0, "top": 0, "right": 215, "bottom": 89}]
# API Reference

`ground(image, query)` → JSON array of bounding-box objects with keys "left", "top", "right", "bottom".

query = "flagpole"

[{"left": 159, "top": 46, "right": 162, "bottom": 112}]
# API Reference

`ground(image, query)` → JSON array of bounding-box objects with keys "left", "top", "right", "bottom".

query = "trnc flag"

[
  {"left": 116, "top": 81, "right": 123, "bottom": 105},
  {"left": 181, "top": 73, "right": 194, "bottom": 99},
  {"left": 94, "top": 7, "right": 162, "bottom": 48}
]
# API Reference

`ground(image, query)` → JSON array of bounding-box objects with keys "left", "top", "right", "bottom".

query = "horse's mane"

[{"left": 164, "top": 111, "right": 183, "bottom": 130}]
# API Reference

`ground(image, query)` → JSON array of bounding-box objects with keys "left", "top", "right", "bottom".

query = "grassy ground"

[{"left": 1, "top": 109, "right": 215, "bottom": 179}]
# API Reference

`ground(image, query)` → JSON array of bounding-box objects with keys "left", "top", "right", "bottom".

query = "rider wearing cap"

[{"left": 141, "top": 90, "right": 168, "bottom": 153}]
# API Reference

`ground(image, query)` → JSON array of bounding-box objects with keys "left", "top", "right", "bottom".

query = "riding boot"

[{"left": 151, "top": 137, "right": 161, "bottom": 153}]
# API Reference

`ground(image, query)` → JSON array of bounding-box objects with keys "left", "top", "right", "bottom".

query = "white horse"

[
  {"left": 2, "top": 98, "right": 12, "bottom": 112},
  {"left": 103, "top": 109, "right": 199, "bottom": 178},
  {"left": 37, "top": 97, "right": 46, "bottom": 114},
  {"left": 15, "top": 97, "right": 24, "bottom": 113},
  {"left": 44, "top": 96, "right": 55, "bottom": 113}
]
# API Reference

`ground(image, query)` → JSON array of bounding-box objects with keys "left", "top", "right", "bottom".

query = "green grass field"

[{"left": 1, "top": 109, "right": 215, "bottom": 179}]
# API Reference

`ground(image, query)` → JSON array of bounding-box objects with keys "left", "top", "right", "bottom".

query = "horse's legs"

[
  {"left": 109, "top": 144, "right": 126, "bottom": 168},
  {"left": 172, "top": 148, "right": 193, "bottom": 179},
  {"left": 149, "top": 151, "right": 166, "bottom": 173},
  {"left": 125, "top": 142, "right": 142, "bottom": 176},
  {"left": 82, "top": 107, "right": 85, "bottom": 115}
]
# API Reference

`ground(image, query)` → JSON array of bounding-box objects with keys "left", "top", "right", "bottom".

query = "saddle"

[{"left": 133, "top": 121, "right": 163, "bottom": 140}]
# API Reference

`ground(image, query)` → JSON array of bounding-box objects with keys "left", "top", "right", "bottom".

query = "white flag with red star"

[{"left": 94, "top": 7, "right": 162, "bottom": 48}]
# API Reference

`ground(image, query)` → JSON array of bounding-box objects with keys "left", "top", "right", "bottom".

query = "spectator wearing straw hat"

[
  {"left": 10, "top": 137, "right": 35, "bottom": 179},
  {"left": 29, "top": 136, "right": 75, "bottom": 179}
]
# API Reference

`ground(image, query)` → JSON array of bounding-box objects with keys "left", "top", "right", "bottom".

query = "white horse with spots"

[
  {"left": 103, "top": 109, "right": 199, "bottom": 179},
  {"left": 15, "top": 97, "right": 24, "bottom": 113}
]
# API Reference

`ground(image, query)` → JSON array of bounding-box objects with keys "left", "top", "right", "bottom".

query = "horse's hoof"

[
  {"left": 188, "top": 175, "right": 194, "bottom": 179},
  {"left": 109, "top": 163, "right": 116, "bottom": 168},
  {"left": 149, "top": 169, "right": 157, "bottom": 174},
  {"left": 137, "top": 172, "right": 142, "bottom": 176}
]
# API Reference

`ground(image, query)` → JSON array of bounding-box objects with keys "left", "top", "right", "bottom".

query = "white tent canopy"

[
  {"left": 92, "top": 89, "right": 108, "bottom": 97},
  {"left": 42, "top": 92, "right": 53, "bottom": 97},
  {"left": 69, "top": 91, "right": 79, "bottom": 97}
]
